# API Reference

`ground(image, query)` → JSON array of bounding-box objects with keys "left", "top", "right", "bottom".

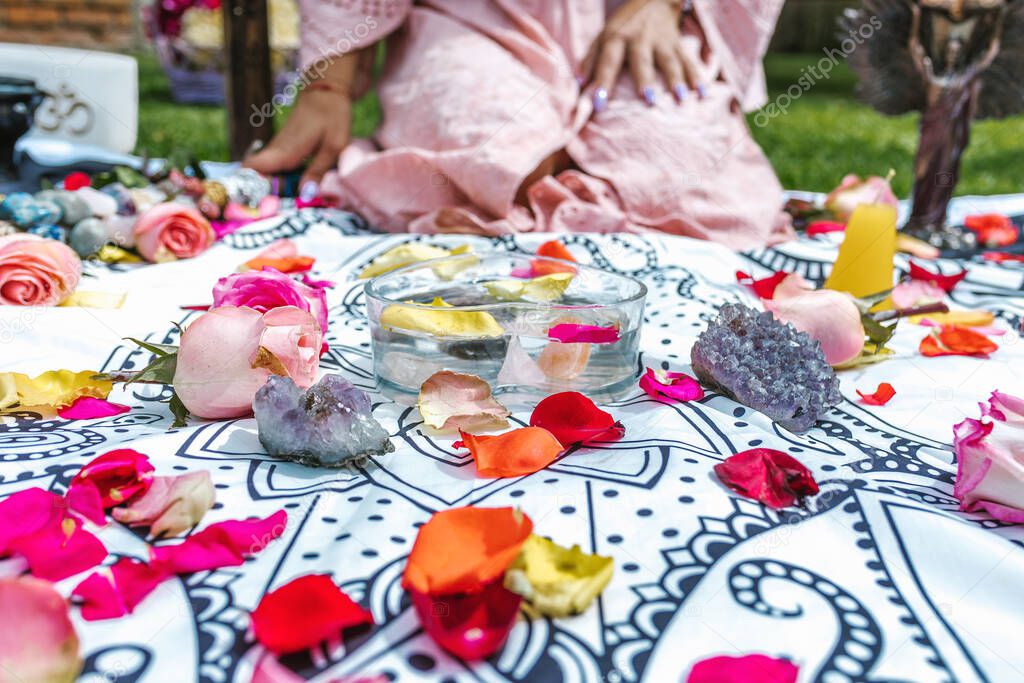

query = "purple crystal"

[
  {"left": 254, "top": 374, "right": 394, "bottom": 467},
  {"left": 690, "top": 303, "right": 841, "bottom": 433}
]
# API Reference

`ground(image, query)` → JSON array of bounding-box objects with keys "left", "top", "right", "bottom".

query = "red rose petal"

[
  {"left": 713, "top": 448, "right": 819, "bottom": 509},
  {"left": 409, "top": 577, "right": 522, "bottom": 660},
  {"left": 908, "top": 261, "right": 967, "bottom": 293},
  {"left": 735, "top": 270, "right": 789, "bottom": 299},
  {"left": 529, "top": 392, "right": 624, "bottom": 446},
  {"left": 806, "top": 220, "right": 846, "bottom": 236},
  {"left": 72, "top": 558, "right": 170, "bottom": 621},
  {"left": 251, "top": 574, "right": 374, "bottom": 654},
  {"left": 687, "top": 654, "right": 799, "bottom": 683},
  {"left": 63, "top": 171, "right": 91, "bottom": 191},
  {"left": 58, "top": 397, "right": 130, "bottom": 420},
  {"left": 150, "top": 510, "right": 287, "bottom": 573},
  {"left": 982, "top": 251, "right": 1024, "bottom": 264},
  {"left": 69, "top": 449, "right": 154, "bottom": 508},
  {"left": 856, "top": 382, "right": 896, "bottom": 406},
  {"left": 964, "top": 214, "right": 1019, "bottom": 248},
  {"left": 639, "top": 367, "right": 704, "bottom": 402}
]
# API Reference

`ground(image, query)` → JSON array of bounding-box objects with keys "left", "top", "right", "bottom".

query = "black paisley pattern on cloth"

[{"left": 2, "top": 200, "right": 1023, "bottom": 683}]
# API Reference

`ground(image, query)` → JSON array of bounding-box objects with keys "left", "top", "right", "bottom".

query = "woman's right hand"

[{"left": 244, "top": 48, "right": 371, "bottom": 192}]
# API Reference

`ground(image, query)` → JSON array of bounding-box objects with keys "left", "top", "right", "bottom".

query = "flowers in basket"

[{"left": 144, "top": 0, "right": 300, "bottom": 103}]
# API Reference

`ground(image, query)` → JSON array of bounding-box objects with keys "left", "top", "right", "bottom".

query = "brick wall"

[{"left": 0, "top": 0, "right": 143, "bottom": 51}]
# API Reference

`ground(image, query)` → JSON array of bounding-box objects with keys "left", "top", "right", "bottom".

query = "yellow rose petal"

[
  {"left": 485, "top": 272, "right": 574, "bottom": 302},
  {"left": 95, "top": 245, "right": 143, "bottom": 264},
  {"left": 909, "top": 310, "right": 996, "bottom": 327},
  {"left": 359, "top": 243, "right": 453, "bottom": 279},
  {"left": 381, "top": 297, "right": 503, "bottom": 338},
  {"left": 0, "top": 370, "right": 113, "bottom": 412},
  {"left": 504, "top": 534, "right": 614, "bottom": 617},
  {"left": 60, "top": 291, "right": 127, "bottom": 309}
]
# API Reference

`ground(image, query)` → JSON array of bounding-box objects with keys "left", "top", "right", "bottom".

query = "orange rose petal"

[
  {"left": 532, "top": 241, "right": 577, "bottom": 276},
  {"left": 458, "top": 427, "right": 564, "bottom": 478},
  {"left": 920, "top": 325, "right": 998, "bottom": 357},
  {"left": 856, "top": 382, "right": 896, "bottom": 406},
  {"left": 402, "top": 506, "right": 533, "bottom": 596},
  {"left": 243, "top": 256, "right": 316, "bottom": 273}
]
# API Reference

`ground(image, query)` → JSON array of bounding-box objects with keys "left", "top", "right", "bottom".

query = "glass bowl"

[{"left": 364, "top": 251, "right": 647, "bottom": 401}]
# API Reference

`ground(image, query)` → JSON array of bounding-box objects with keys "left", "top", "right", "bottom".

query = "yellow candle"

[{"left": 824, "top": 203, "right": 897, "bottom": 304}]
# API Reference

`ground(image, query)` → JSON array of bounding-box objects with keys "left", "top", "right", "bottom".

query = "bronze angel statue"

[{"left": 843, "top": 0, "right": 1024, "bottom": 248}]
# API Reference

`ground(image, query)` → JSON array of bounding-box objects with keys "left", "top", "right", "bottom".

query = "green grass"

[{"left": 135, "top": 51, "right": 1024, "bottom": 196}]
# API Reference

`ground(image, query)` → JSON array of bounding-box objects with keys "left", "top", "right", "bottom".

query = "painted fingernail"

[
  {"left": 593, "top": 87, "right": 609, "bottom": 113},
  {"left": 697, "top": 84, "right": 708, "bottom": 99},
  {"left": 673, "top": 84, "right": 688, "bottom": 102},
  {"left": 299, "top": 179, "right": 319, "bottom": 202},
  {"left": 642, "top": 86, "right": 656, "bottom": 106}
]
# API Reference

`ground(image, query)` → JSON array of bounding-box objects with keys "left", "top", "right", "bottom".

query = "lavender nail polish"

[
  {"left": 299, "top": 179, "right": 319, "bottom": 202},
  {"left": 697, "top": 84, "right": 708, "bottom": 99},
  {"left": 593, "top": 87, "right": 609, "bottom": 113},
  {"left": 642, "top": 86, "right": 656, "bottom": 106},
  {"left": 673, "top": 84, "right": 689, "bottom": 102}
]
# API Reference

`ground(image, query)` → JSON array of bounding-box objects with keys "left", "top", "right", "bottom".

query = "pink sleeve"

[
  {"left": 693, "top": 0, "right": 784, "bottom": 111},
  {"left": 297, "top": 0, "right": 412, "bottom": 74}
]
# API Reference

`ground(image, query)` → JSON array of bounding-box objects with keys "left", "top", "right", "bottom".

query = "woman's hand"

[
  {"left": 244, "top": 48, "right": 371, "bottom": 193},
  {"left": 582, "top": 0, "right": 703, "bottom": 111}
]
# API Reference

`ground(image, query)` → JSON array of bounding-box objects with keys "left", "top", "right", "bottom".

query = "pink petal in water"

[{"left": 547, "top": 323, "right": 620, "bottom": 344}]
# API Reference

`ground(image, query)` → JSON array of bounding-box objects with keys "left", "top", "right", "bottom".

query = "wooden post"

[{"left": 223, "top": 0, "right": 273, "bottom": 160}]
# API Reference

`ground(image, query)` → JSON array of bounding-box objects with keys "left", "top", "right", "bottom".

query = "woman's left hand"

[{"left": 582, "top": 0, "right": 702, "bottom": 111}]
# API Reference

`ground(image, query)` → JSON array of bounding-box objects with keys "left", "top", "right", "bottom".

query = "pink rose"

[
  {"left": 133, "top": 202, "right": 215, "bottom": 262},
  {"left": 212, "top": 268, "right": 328, "bottom": 334},
  {"left": 953, "top": 391, "right": 1024, "bottom": 523},
  {"left": 173, "top": 305, "right": 322, "bottom": 419},
  {"left": 764, "top": 274, "right": 865, "bottom": 365},
  {"left": 825, "top": 173, "right": 898, "bottom": 222},
  {"left": 0, "top": 234, "right": 82, "bottom": 306}
]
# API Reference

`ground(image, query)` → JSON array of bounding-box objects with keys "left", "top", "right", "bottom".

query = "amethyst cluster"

[
  {"left": 254, "top": 374, "right": 394, "bottom": 467},
  {"left": 690, "top": 303, "right": 841, "bottom": 433}
]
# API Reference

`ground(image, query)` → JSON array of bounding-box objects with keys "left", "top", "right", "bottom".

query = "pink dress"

[{"left": 301, "top": 0, "right": 793, "bottom": 250}]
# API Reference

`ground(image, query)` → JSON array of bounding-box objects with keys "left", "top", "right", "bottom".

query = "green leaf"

[
  {"left": 862, "top": 315, "right": 897, "bottom": 352},
  {"left": 129, "top": 351, "right": 178, "bottom": 386},
  {"left": 124, "top": 337, "right": 177, "bottom": 357},
  {"left": 852, "top": 288, "right": 893, "bottom": 315},
  {"left": 168, "top": 392, "right": 190, "bottom": 428}
]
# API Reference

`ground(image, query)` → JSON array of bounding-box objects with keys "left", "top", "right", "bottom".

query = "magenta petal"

[
  {"left": 150, "top": 510, "right": 287, "bottom": 573},
  {"left": 639, "top": 368, "right": 704, "bottom": 402},
  {"left": 65, "top": 482, "right": 107, "bottom": 527},
  {"left": 72, "top": 558, "right": 169, "bottom": 621},
  {"left": 547, "top": 324, "right": 620, "bottom": 344},
  {"left": 687, "top": 654, "right": 799, "bottom": 683},
  {"left": 58, "top": 397, "right": 130, "bottom": 420},
  {"left": 410, "top": 578, "right": 522, "bottom": 660},
  {"left": 0, "top": 488, "right": 66, "bottom": 554},
  {"left": 11, "top": 515, "right": 108, "bottom": 581}
]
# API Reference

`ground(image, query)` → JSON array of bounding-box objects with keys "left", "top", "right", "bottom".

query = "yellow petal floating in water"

[
  {"left": 381, "top": 297, "right": 503, "bottom": 338},
  {"left": 0, "top": 370, "right": 113, "bottom": 413},
  {"left": 60, "top": 291, "right": 127, "bottom": 309},
  {"left": 484, "top": 272, "right": 574, "bottom": 302},
  {"left": 431, "top": 244, "right": 479, "bottom": 281},
  {"left": 908, "top": 310, "right": 995, "bottom": 327},
  {"left": 504, "top": 534, "right": 614, "bottom": 617},
  {"left": 359, "top": 243, "right": 475, "bottom": 279}
]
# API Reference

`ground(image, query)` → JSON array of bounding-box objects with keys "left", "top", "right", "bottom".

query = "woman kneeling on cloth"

[{"left": 246, "top": 0, "right": 793, "bottom": 249}]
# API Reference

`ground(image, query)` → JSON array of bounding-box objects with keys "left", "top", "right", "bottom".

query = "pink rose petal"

[
  {"left": 72, "top": 558, "right": 170, "bottom": 621},
  {"left": 765, "top": 275, "right": 866, "bottom": 365},
  {"left": 687, "top": 653, "right": 799, "bottom": 683},
  {"left": 57, "top": 396, "right": 130, "bottom": 420},
  {"left": 953, "top": 391, "right": 1024, "bottom": 521},
  {"left": 111, "top": 472, "right": 216, "bottom": 537},
  {"left": 892, "top": 280, "right": 945, "bottom": 310},
  {"left": 0, "top": 577, "right": 82, "bottom": 681},
  {"left": 639, "top": 367, "right": 704, "bottom": 402},
  {"left": 10, "top": 514, "right": 107, "bottom": 581},
  {"left": 68, "top": 449, "right": 154, "bottom": 509},
  {"left": 547, "top": 323, "right": 620, "bottom": 344},
  {"left": 806, "top": 220, "right": 846, "bottom": 236},
  {"left": 150, "top": 510, "right": 287, "bottom": 574},
  {"left": 65, "top": 482, "right": 106, "bottom": 527}
]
